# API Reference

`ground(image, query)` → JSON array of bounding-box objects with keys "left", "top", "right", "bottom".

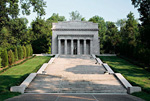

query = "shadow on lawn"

[{"left": 0, "top": 74, "right": 31, "bottom": 100}]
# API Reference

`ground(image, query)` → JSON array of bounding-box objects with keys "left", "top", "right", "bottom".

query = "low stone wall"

[
  {"left": 102, "top": 63, "right": 114, "bottom": 74},
  {"left": 10, "top": 73, "right": 37, "bottom": 93},
  {"left": 37, "top": 63, "right": 48, "bottom": 74},
  {"left": 97, "top": 54, "right": 116, "bottom": 56},
  {"left": 115, "top": 73, "right": 141, "bottom": 94},
  {"left": 33, "top": 54, "right": 54, "bottom": 56}
]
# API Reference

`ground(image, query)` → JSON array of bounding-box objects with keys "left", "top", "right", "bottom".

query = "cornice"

[{"left": 52, "top": 29, "right": 99, "bottom": 31}]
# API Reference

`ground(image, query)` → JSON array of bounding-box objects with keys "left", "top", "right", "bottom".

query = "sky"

[{"left": 19, "top": 0, "right": 140, "bottom": 26}]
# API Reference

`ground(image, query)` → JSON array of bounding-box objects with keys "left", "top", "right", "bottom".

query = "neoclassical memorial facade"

[{"left": 52, "top": 21, "right": 100, "bottom": 55}]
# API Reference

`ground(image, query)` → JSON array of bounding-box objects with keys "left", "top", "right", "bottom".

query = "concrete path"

[
  {"left": 6, "top": 94, "right": 144, "bottom": 101},
  {"left": 25, "top": 55, "right": 127, "bottom": 93}
]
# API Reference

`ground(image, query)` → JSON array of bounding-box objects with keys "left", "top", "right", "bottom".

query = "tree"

[
  {"left": 10, "top": 18, "right": 28, "bottom": 45},
  {"left": 1, "top": 49, "right": 8, "bottom": 67},
  {"left": 116, "top": 19, "right": 126, "bottom": 30},
  {"left": 31, "top": 17, "right": 53, "bottom": 53},
  {"left": 29, "top": 44, "right": 33, "bottom": 56},
  {"left": 0, "top": 0, "right": 46, "bottom": 29},
  {"left": 26, "top": 45, "right": 30, "bottom": 57},
  {"left": 14, "top": 46, "right": 18, "bottom": 61},
  {"left": 123, "top": 12, "right": 139, "bottom": 46},
  {"left": 104, "top": 21, "right": 118, "bottom": 53},
  {"left": 8, "top": 50, "right": 14, "bottom": 65},
  {"left": 0, "top": 27, "right": 16, "bottom": 48},
  {"left": 47, "top": 13, "right": 66, "bottom": 23},
  {"left": 89, "top": 16, "right": 107, "bottom": 53},
  {"left": 69, "top": 11, "right": 83, "bottom": 21},
  {"left": 131, "top": 0, "right": 150, "bottom": 48},
  {"left": 0, "top": 57, "right": 1, "bottom": 68},
  {"left": 22, "top": 45, "right": 26, "bottom": 58},
  {"left": 0, "top": 48, "right": 2, "bottom": 67},
  {"left": 18, "top": 46, "right": 23, "bottom": 59},
  {"left": 117, "top": 12, "right": 140, "bottom": 59}
]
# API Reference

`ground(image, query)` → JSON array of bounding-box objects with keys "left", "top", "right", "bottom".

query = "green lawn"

[
  {"left": 0, "top": 56, "right": 51, "bottom": 101},
  {"left": 99, "top": 56, "right": 150, "bottom": 101}
]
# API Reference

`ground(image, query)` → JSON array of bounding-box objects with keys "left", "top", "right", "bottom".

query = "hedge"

[{"left": 0, "top": 45, "right": 33, "bottom": 68}]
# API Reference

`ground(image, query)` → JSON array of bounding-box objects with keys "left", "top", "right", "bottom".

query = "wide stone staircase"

[{"left": 25, "top": 55, "right": 127, "bottom": 93}]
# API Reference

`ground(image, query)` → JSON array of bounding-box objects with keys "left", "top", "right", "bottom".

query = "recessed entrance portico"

[{"left": 58, "top": 36, "right": 93, "bottom": 55}]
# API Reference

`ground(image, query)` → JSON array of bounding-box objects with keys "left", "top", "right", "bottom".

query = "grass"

[
  {"left": 99, "top": 56, "right": 150, "bottom": 101},
  {"left": 0, "top": 56, "right": 51, "bottom": 101}
]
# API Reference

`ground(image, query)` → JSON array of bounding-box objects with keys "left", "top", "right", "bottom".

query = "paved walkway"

[
  {"left": 25, "top": 55, "right": 126, "bottom": 93},
  {"left": 6, "top": 94, "right": 144, "bottom": 101}
]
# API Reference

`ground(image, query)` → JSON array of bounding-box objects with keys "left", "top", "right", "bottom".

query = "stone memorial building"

[{"left": 52, "top": 21, "right": 100, "bottom": 55}]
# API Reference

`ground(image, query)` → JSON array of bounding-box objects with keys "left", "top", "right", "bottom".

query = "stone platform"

[{"left": 25, "top": 55, "right": 127, "bottom": 93}]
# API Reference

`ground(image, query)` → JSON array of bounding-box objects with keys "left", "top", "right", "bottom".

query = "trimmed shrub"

[
  {"left": 18, "top": 45, "right": 23, "bottom": 59},
  {"left": 8, "top": 50, "right": 14, "bottom": 65},
  {"left": 22, "top": 45, "right": 26, "bottom": 58},
  {"left": 29, "top": 44, "right": 33, "bottom": 56},
  {"left": 0, "top": 48, "right": 1, "bottom": 68},
  {"left": 14, "top": 46, "right": 18, "bottom": 61},
  {"left": 0, "top": 57, "right": 1, "bottom": 68},
  {"left": 26, "top": 45, "right": 30, "bottom": 57},
  {"left": 1, "top": 49, "right": 8, "bottom": 67}
]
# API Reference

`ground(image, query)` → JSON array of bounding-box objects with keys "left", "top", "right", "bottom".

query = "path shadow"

[{"left": 65, "top": 65, "right": 105, "bottom": 74}]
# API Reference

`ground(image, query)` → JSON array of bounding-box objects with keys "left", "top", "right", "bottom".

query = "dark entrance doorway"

[{"left": 73, "top": 40, "right": 77, "bottom": 55}]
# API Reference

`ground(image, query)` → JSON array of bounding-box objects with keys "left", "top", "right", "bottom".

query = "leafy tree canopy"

[
  {"left": 0, "top": 0, "right": 46, "bottom": 28},
  {"left": 69, "top": 11, "right": 83, "bottom": 21}
]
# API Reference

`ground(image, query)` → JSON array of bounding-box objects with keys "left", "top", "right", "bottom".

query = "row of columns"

[{"left": 58, "top": 39, "right": 93, "bottom": 55}]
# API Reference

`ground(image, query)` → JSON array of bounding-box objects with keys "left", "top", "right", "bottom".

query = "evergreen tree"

[
  {"left": 69, "top": 11, "right": 83, "bottom": 21},
  {"left": 18, "top": 46, "right": 23, "bottom": 59},
  {"left": 26, "top": 45, "right": 30, "bottom": 57},
  {"left": 14, "top": 46, "right": 18, "bottom": 61},
  {"left": 89, "top": 16, "right": 107, "bottom": 53},
  {"left": 1, "top": 49, "right": 8, "bottom": 67},
  {"left": 30, "top": 44, "right": 33, "bottom": 56},
  {"left": 0, "top": 57, "right": 1, "bottom": 68},
  {"left": 8, "top": 50, "right": 14, "bottom": 65},
  {"left": 22, "top": 45, "right": 26, "bottom": 58},
  {"left": 0, "top": 48, "right": 1, "bottom": 68},
  {"left": 131, "top": 0, "right": 150, "bottom": 48},
  {"left": 104, "top": 21, "right": 118, "bottom": 53}
]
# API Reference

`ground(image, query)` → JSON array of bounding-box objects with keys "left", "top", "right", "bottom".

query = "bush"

[
  {"left": 26, "top": 45, "right": 32, "bottom": 57},
  {"left": 8, "top": 50, "right": 14, "bottom": 65},
  {"left": 26, "top": 45, "right": 29, "bottom": 57},
  {"left": 0, "top": 57, "right": 1, "bottom": 68},
  {"left": 22, "top": 45, "right": 26, "bottom": 58},
  {"left": 18, "top": 46, "right": 23, "bottom": 59},
  {"left": 29, "top": 44, "right": 33, "bottom": 56},
  {"left": 1, "top": 49, "right": 8, "bottom": 67},
  {"left": 14, "top": 46, "right": 18, "bottom": 61}
]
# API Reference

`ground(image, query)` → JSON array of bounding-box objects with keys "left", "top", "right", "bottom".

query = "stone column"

[
  {"left": 84, "top": 39, "right": 86, "bottom": 55},
  {"left": 71, "top": 39, "right": 74, "bottom": 55},
  {"left": 65, "top": 39, "right": 67, "bottom": 55},
  {"left": 90, "top": 40, "right": 93, "bottom": 54},
  {"left": 77, "top": 39, "right": 80, "bottom": 55},
  {"left": 58, "top": 39, "right": 61, "bottom": 54}
]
